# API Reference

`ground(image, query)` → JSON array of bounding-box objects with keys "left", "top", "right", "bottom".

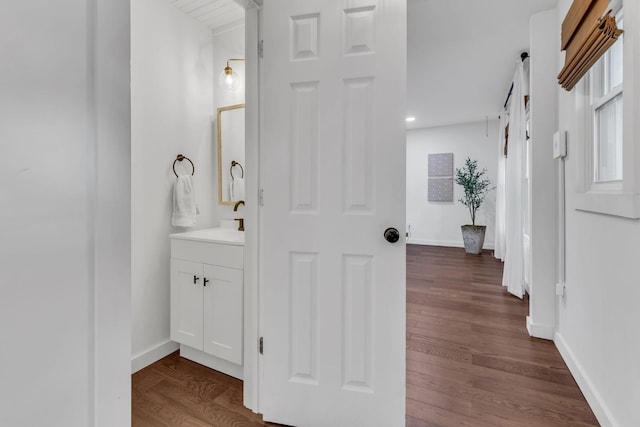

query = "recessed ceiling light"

[{"left": 406, "top": 116, "right": 416, "bottom": 122}]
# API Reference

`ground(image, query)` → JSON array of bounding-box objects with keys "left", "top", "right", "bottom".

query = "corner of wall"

[
  {"left": 525, "top": 316, "right": 554, "bottom": 340},
  {"left": 131, "top": 340, "right": 179, "bottom": 374}
]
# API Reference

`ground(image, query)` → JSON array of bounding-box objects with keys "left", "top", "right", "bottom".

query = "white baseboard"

[
  {"left": 554, "top": 332, "right": 618, "bottom": 427},
  {"left": 180, "top": 345, "right": 243, "bottom": 380},
  {"left": 131, "top": 339, "right": 179, "bottom": 374},
  {"left": 526, "top": 316, "right": 554, "bottom": 340},
  {"left": 406, "top": 238, "right": 495, "bottom": 250}
]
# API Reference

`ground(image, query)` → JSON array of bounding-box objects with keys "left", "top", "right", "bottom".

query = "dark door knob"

[{"left": 384, "top": 227, "right": 400, "bottom": 243}]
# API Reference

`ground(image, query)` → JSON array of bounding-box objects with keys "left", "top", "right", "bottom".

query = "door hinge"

[
  {"left": 259, "top": 188, "right": 264, "bottom": 206},
  {"left": 259, "top": 337, "right": 264, "bottom": 355},
  {"left": 258, "top": 40, "right": 264, "bottom": 58}
]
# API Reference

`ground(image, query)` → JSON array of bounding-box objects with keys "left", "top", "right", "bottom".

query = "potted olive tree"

[{"left": 455, "top": 158, "right": 491, "bottom": 254}]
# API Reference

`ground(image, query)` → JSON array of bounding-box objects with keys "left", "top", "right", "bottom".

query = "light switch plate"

[{"left": 553, "top": 131, "right": 567, "bottom": 159}]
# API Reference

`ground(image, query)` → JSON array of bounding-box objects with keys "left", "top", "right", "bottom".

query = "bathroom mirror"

[{"left": 217, "top": 104, "right": 245, "bottom": 205}]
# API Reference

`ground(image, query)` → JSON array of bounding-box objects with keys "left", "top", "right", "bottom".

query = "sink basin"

[{"left": 170, "top": 227, "right": 244, "bottom": 245}]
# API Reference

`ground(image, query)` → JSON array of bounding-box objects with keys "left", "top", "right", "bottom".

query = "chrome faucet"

[{"left": 233, "top": 200, "right": 245, "bottom": 231}]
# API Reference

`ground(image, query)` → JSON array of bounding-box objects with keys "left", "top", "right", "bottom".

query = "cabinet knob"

[
  {"left": 203, "top": 278, "right": 209, "bottom": 287},
  {"left": 193, "top": 275, "right": 200, "bottom": 284}
]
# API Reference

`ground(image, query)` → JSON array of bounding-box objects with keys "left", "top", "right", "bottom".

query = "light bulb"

[{"left": 218, "top": 66, "right": 241, "bottom": 92}]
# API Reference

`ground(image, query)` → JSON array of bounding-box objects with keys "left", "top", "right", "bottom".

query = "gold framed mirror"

[{"left": 217, "top": 103, "right": 245, "bottom": 205}]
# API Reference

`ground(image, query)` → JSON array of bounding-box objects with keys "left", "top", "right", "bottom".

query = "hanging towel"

[
  {"left": 230, "top": 177, "right": 245, "bottom": 202},
  {"left": 172, "top": 175, "right": 199, "bottom": 227}
]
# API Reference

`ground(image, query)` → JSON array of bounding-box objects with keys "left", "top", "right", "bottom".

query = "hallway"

[
  {"left": 406, "top": 244, "right": 598, "bottom": 426},
  {"left": 133, "top": 244, "right": 599, "bottom": 426}
]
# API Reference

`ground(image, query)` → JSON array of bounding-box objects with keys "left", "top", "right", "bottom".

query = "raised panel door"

[{"left": 261, "top": 0, "right": 407, "bottom": 425}]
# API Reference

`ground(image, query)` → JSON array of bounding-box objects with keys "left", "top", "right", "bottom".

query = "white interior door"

[{"left": 260, "top": 1, "right": 406, "bottom": 425}]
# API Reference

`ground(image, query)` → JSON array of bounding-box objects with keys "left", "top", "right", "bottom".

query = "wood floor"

[
  {"left": 132, "top": 351, "right": 273, "bottom": 426},
  {"left": 132, "top": 244, "right": 599, "bottom": 427},
  {"left": 406, "top": 244, "right": 598, "bottom": 427}
]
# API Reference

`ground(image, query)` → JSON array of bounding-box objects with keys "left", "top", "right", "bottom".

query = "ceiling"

[
  {"left": 169, "top": 0, "right": 244, "bottom": 34},
  {"left": 407, "top": 0, "right": 558, "bottom": 129},
  {"left": 169, "top": 0, "right": 559, "bottom": 129}
]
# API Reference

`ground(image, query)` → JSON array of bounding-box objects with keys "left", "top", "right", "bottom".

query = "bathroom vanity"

[{"left": 169, "top": 227, "right": 244, "bottom": 379}]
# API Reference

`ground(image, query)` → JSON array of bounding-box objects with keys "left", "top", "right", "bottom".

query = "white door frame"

[{"left": 241, "top": 0, "right": 261, "bottom": 413}]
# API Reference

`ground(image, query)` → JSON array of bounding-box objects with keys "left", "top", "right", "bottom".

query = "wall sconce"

[{"left": 218, "top": 58, "right": 245, "bottom": 92}]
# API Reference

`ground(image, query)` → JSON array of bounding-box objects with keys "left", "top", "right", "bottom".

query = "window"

[
  {"left": 591, "top": 11, "right": 623, "bottom": 185},
  {"left": 573, "top": 2, "right": 640, "bottom": 219}
]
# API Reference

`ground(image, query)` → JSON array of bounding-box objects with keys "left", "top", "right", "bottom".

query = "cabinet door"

[
  {"left": 202, "top": 264, "right": 243, "bottom": 364},
  {"left": 170, "top": 259, "right": 203, "bottom": 350}
]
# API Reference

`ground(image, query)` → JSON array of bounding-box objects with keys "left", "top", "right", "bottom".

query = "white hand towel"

[
  {"left": 230, "top": 177, "right": 245, "bottom": 202},
  {"left": 172, "top": 175, "right": 198, "bottom": 227}
]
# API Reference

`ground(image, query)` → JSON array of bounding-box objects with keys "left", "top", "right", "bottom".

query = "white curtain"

[
  {"left": 494, "top": 112, "right": 507, "bottom": 260},
  {"left": 502, "top": 61, "right": 527, "bottom": 299}
]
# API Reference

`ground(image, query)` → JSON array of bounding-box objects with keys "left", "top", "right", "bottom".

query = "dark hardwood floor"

[
  {"left": 132, "top": 352, "right": 274, "bottom": 426},
  {"left": 132, "top": 244, "right": 599, "bottom": 426},
  {"left": 406, "top": 244, "right": 598, "bottom": 427}
]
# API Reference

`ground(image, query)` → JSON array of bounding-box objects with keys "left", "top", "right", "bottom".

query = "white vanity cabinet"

[{"left": 170, "top": 228, "right": 244, "bottom": 379}]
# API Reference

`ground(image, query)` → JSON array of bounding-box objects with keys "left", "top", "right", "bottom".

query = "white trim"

[
  {"left": 593, "top": 83, "right": 622, "bottom": 110},
  {"left": 406, "top": 238, "right": 495, "bottom": 250},
  {"left": 131, "top": 340, "right": 179, "bottom": 374},
  {"left": 94, "top": 0, "right": 131, "bottom": 423},
  {"left": 574, "top": 191, "right": 640, "bottom": 219},
  {"left": 525, "top": 316, "right": 554, "bottom": 340},
  {"left": 242, "top": 5, "right": 260, "bottom": 414},
  {"left": 181, "top": 345, "right": 244, "bottom": 380},
  {"left": 554, "top": 332, "right": 619, "bottom": 427}
]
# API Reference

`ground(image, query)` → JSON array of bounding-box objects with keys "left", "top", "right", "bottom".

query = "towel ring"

[
  {"left": 173, "top": 154, "right": 195, "bottom": 177},
  {"left": 230, "top": 160, "right": 244, "bottom": 179}
]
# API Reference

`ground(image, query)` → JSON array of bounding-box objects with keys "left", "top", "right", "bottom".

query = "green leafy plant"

[{"left": 455, "top": 158, "right": 491, "bottom": 226}]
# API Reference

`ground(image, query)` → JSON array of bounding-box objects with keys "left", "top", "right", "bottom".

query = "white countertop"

[{"left": 170, "top": 227, "right": 244, "bottom": 246}]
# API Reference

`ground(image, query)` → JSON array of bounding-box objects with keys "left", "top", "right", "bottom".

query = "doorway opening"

[{"left": 130, "top": 0, "right": 261, "bottom": 412}]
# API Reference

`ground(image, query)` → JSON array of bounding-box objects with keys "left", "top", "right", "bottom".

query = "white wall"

[
  {"left": 131, "top": 0, "right": 217, "bottom": 370},
  {"left": 527, "top": 9, "right": 559, "bottom": 340},
  {"left": 0, "top": 0, "right": 131, "bottom": 425},
  {"left": 555, "top": 1, "right": 640, "bottom": 426},
  {"left": 406, "top": 120, "right": 498, "bottom": 249}
]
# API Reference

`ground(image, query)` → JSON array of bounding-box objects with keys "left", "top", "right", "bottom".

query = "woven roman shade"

[{"left": 558, "top": 0, "right": 623, "bottom": 91}]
